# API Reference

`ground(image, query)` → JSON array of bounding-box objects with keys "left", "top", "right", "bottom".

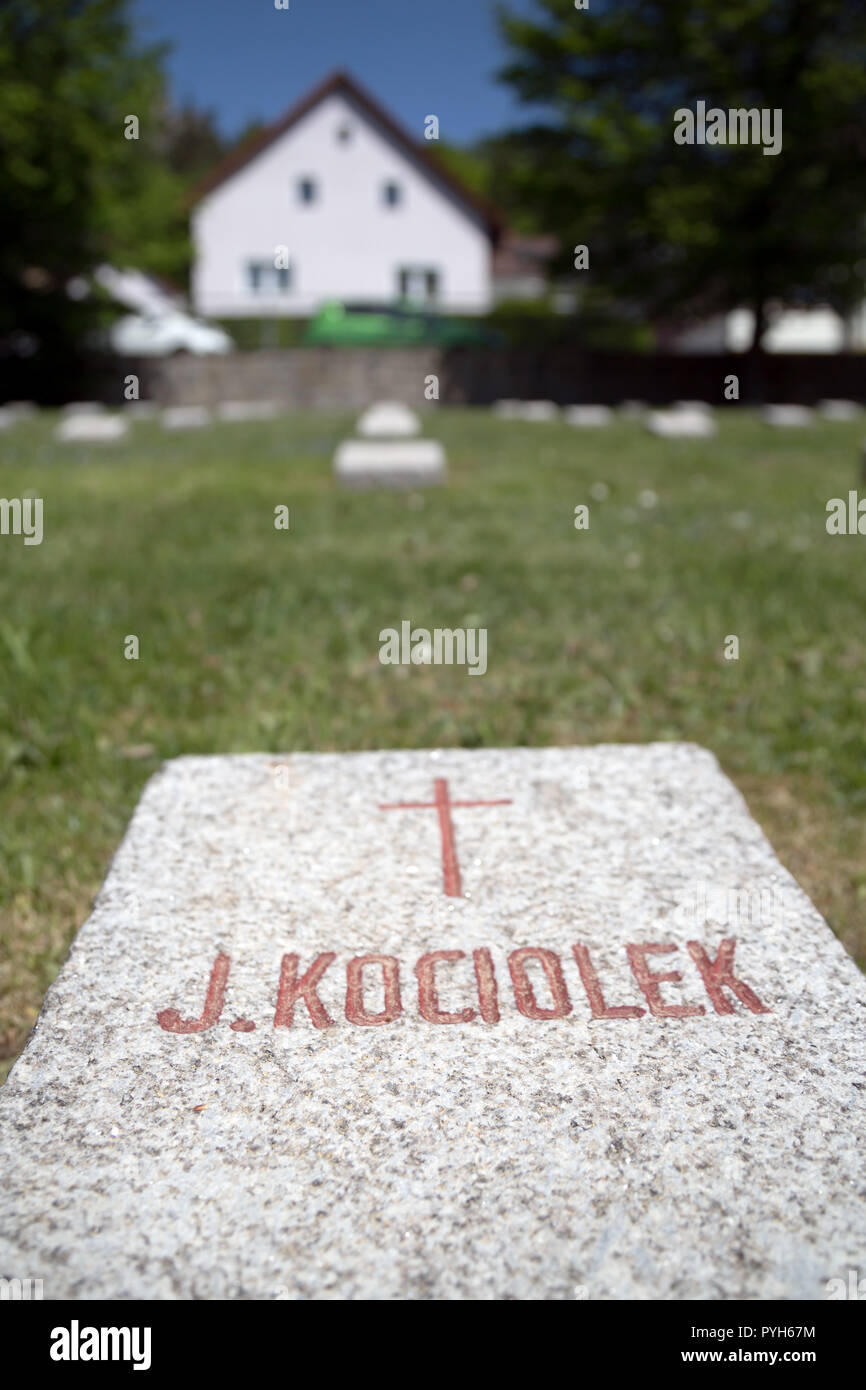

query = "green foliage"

[
  {"left": 488, "top": 297, "right": 651, "bottom": 348},
  {"left": 213, "top": 318, "right": 310, "bottom": 350},
  {"left": 497, "top": 0, "right": 866, "bottom": 345},
  {"left": 434, "top": 136, "right": 548, "bottom": 234},
  {"left": 158, "top": 104, "right": 227, "bottom": 184},
  {"left": 433, "top": 142, "right": 494, "bottom": 199},
  {"left": 0, "top": 0, "right": 190, "bottom": 352}
]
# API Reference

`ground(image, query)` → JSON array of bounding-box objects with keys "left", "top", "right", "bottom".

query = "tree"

[
  {"left": 434, "top": 137, "right": 547, "bottom": 234},
  {"left": 0, "top": 0, "right": 190, "bottom": 362},
  {"left": 159, "top": 104, "right": 228, "bottom": 185},
  {"left": 434, "top": 143, "right": 493, "bottom": 200},
  {"left": 497, "top": 0, "right": 866, "bottom": 366}
]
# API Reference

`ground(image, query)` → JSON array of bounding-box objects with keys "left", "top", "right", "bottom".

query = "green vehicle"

[{"left": 303, "top": 300, "right": 498, "bottom": 347}]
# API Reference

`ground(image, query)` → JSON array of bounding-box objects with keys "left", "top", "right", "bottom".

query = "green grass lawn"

[{"left": 1, "top": 405, "right": 865, "bottom": 1077}]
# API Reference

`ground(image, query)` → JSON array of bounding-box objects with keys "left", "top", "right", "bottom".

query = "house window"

[
  {"left": 297, "top": 177, "right": 318, "bottom": 204},
  {"left": 336, "top": 125, "right": 352, "bottom": 144},
  {"left": 383, "top": 181, "right": 403, "bottom": 208},
  {"left": 397, "top": 267, "right": 440, "bottom": 304},
  {"left": 247, "top": 262, "right": 291, "bottom": 295}
]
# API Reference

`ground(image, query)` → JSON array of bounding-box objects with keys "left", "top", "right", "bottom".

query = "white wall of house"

[
  {"left": 671, "top": 304, "right": 866, "bottom": 353},
  {"left": 730, "top": 307, "right": 850, "bottom": 352},
  {"left": 192, "top": 91, "right": 492, "bottom": 318}
]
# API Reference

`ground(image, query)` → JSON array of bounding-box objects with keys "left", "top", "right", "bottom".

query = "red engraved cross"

[{"left": 379, "top": 777, "right": 511, "bottom": 898}]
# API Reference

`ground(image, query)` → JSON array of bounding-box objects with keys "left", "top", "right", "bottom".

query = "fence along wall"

[
  {"left": 145, "top": 348, "right": 443, "bottom": 410},
  {"left": 6, "top": 348, "right": 866, "bottom": 409},
  {"left": 140, "top": 348, "right": 866, "bottom": 409}
]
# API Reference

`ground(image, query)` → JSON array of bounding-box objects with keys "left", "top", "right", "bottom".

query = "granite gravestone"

[
  {"left": 217, "top": 401, "right": 282, "bottom": 423},
  {"left": 517, "top": 401, "right": 559, "bottom": 422},
  {"left": 493, "top": 401, "right": 559, "bottom": 422},
  {"left": 356, "top": 402, "right": 420, "bottom": 438},
  {"left": 0, "top": 744, "right": 864, "bottom": 1300},
  {"left": 162, "top": 406, "right": 211, "bottom": 431},
  {"left": 646, "top": 409, "right": 717, "bottom": 439},
  {"left": 55, "top": 415, "right": 129, "bottom": 444},
  {"left": 334, "top": 438, "right": 447, "bottom": 489},
  {"left": 761, "top": 406, "right": 814, "bottom": 427},
  {"left": 563, "top": 406, "right": 613, "bottom": 428},
  {"left": 818, "top": 400, "right": 861, "bottom": 422}
]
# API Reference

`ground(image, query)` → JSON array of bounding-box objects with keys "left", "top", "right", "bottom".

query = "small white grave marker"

[
  {"left": 646, "top": 409, "right": 716, "bottom": 438},
  {"left": 55, "top": 414, "right": 129, "bottom": 443},
  {"left": 492, "top": 401, "right": 559, "bottom": 422},
  {"left": 0, "top": 401, "right": 37, "bottom": 427},
  {"left": 334, "top": 439, "right": 446, "bottom": 488},
  {"left": 162, "top": 406, "right": 211, "bottom": 430},
  {"left": 818, "top": 400, "right": 861, "bottom": 421},
  {"left": 563, "top": 406, "right": 613, "bottom": 427},
  {"left": 761, "top": 405, "right": 814, "bottom": 427},
  {"left": 356, "top": 401, "right": 420, "bottom": 438},
  {"left": 217, "top": 401, "right": 281, "bottom": 422},
  {"left": 519, "top": 401, "right": 559, "bottom": 422}
]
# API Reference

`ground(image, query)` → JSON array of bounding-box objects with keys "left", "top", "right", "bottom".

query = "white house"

[{"left": 190, "top": 72, "right": 501, "bottom": 319}]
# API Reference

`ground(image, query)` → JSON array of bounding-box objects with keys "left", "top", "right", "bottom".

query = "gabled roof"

[{"left": 189, "top": 70, "right": 503, "bottom": 243}]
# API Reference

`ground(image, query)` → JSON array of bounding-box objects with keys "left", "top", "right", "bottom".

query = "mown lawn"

[{"left": 1, "top": 405, "right": 864, "bottom": 1077}]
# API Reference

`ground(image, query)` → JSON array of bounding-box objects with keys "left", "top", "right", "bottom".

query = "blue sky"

[{"left": 132, "top": 0, "right": 542, "bottom": 145}]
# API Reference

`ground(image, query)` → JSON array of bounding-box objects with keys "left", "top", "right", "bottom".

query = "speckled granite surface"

[{"left": 1, "top": 745, "right": 864, "bottom": 1300}]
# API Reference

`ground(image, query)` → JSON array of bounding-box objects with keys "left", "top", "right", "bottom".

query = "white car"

[{"left": 109, "top": 311, "right": 233, "bottom": 357}]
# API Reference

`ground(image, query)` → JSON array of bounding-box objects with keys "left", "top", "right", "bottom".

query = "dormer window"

[
  {"left": 297, "top": 177, "right": 318, "bottom": 204},
  {"left": 383, "top": 181, "right": 403, "bottom": 208}
]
